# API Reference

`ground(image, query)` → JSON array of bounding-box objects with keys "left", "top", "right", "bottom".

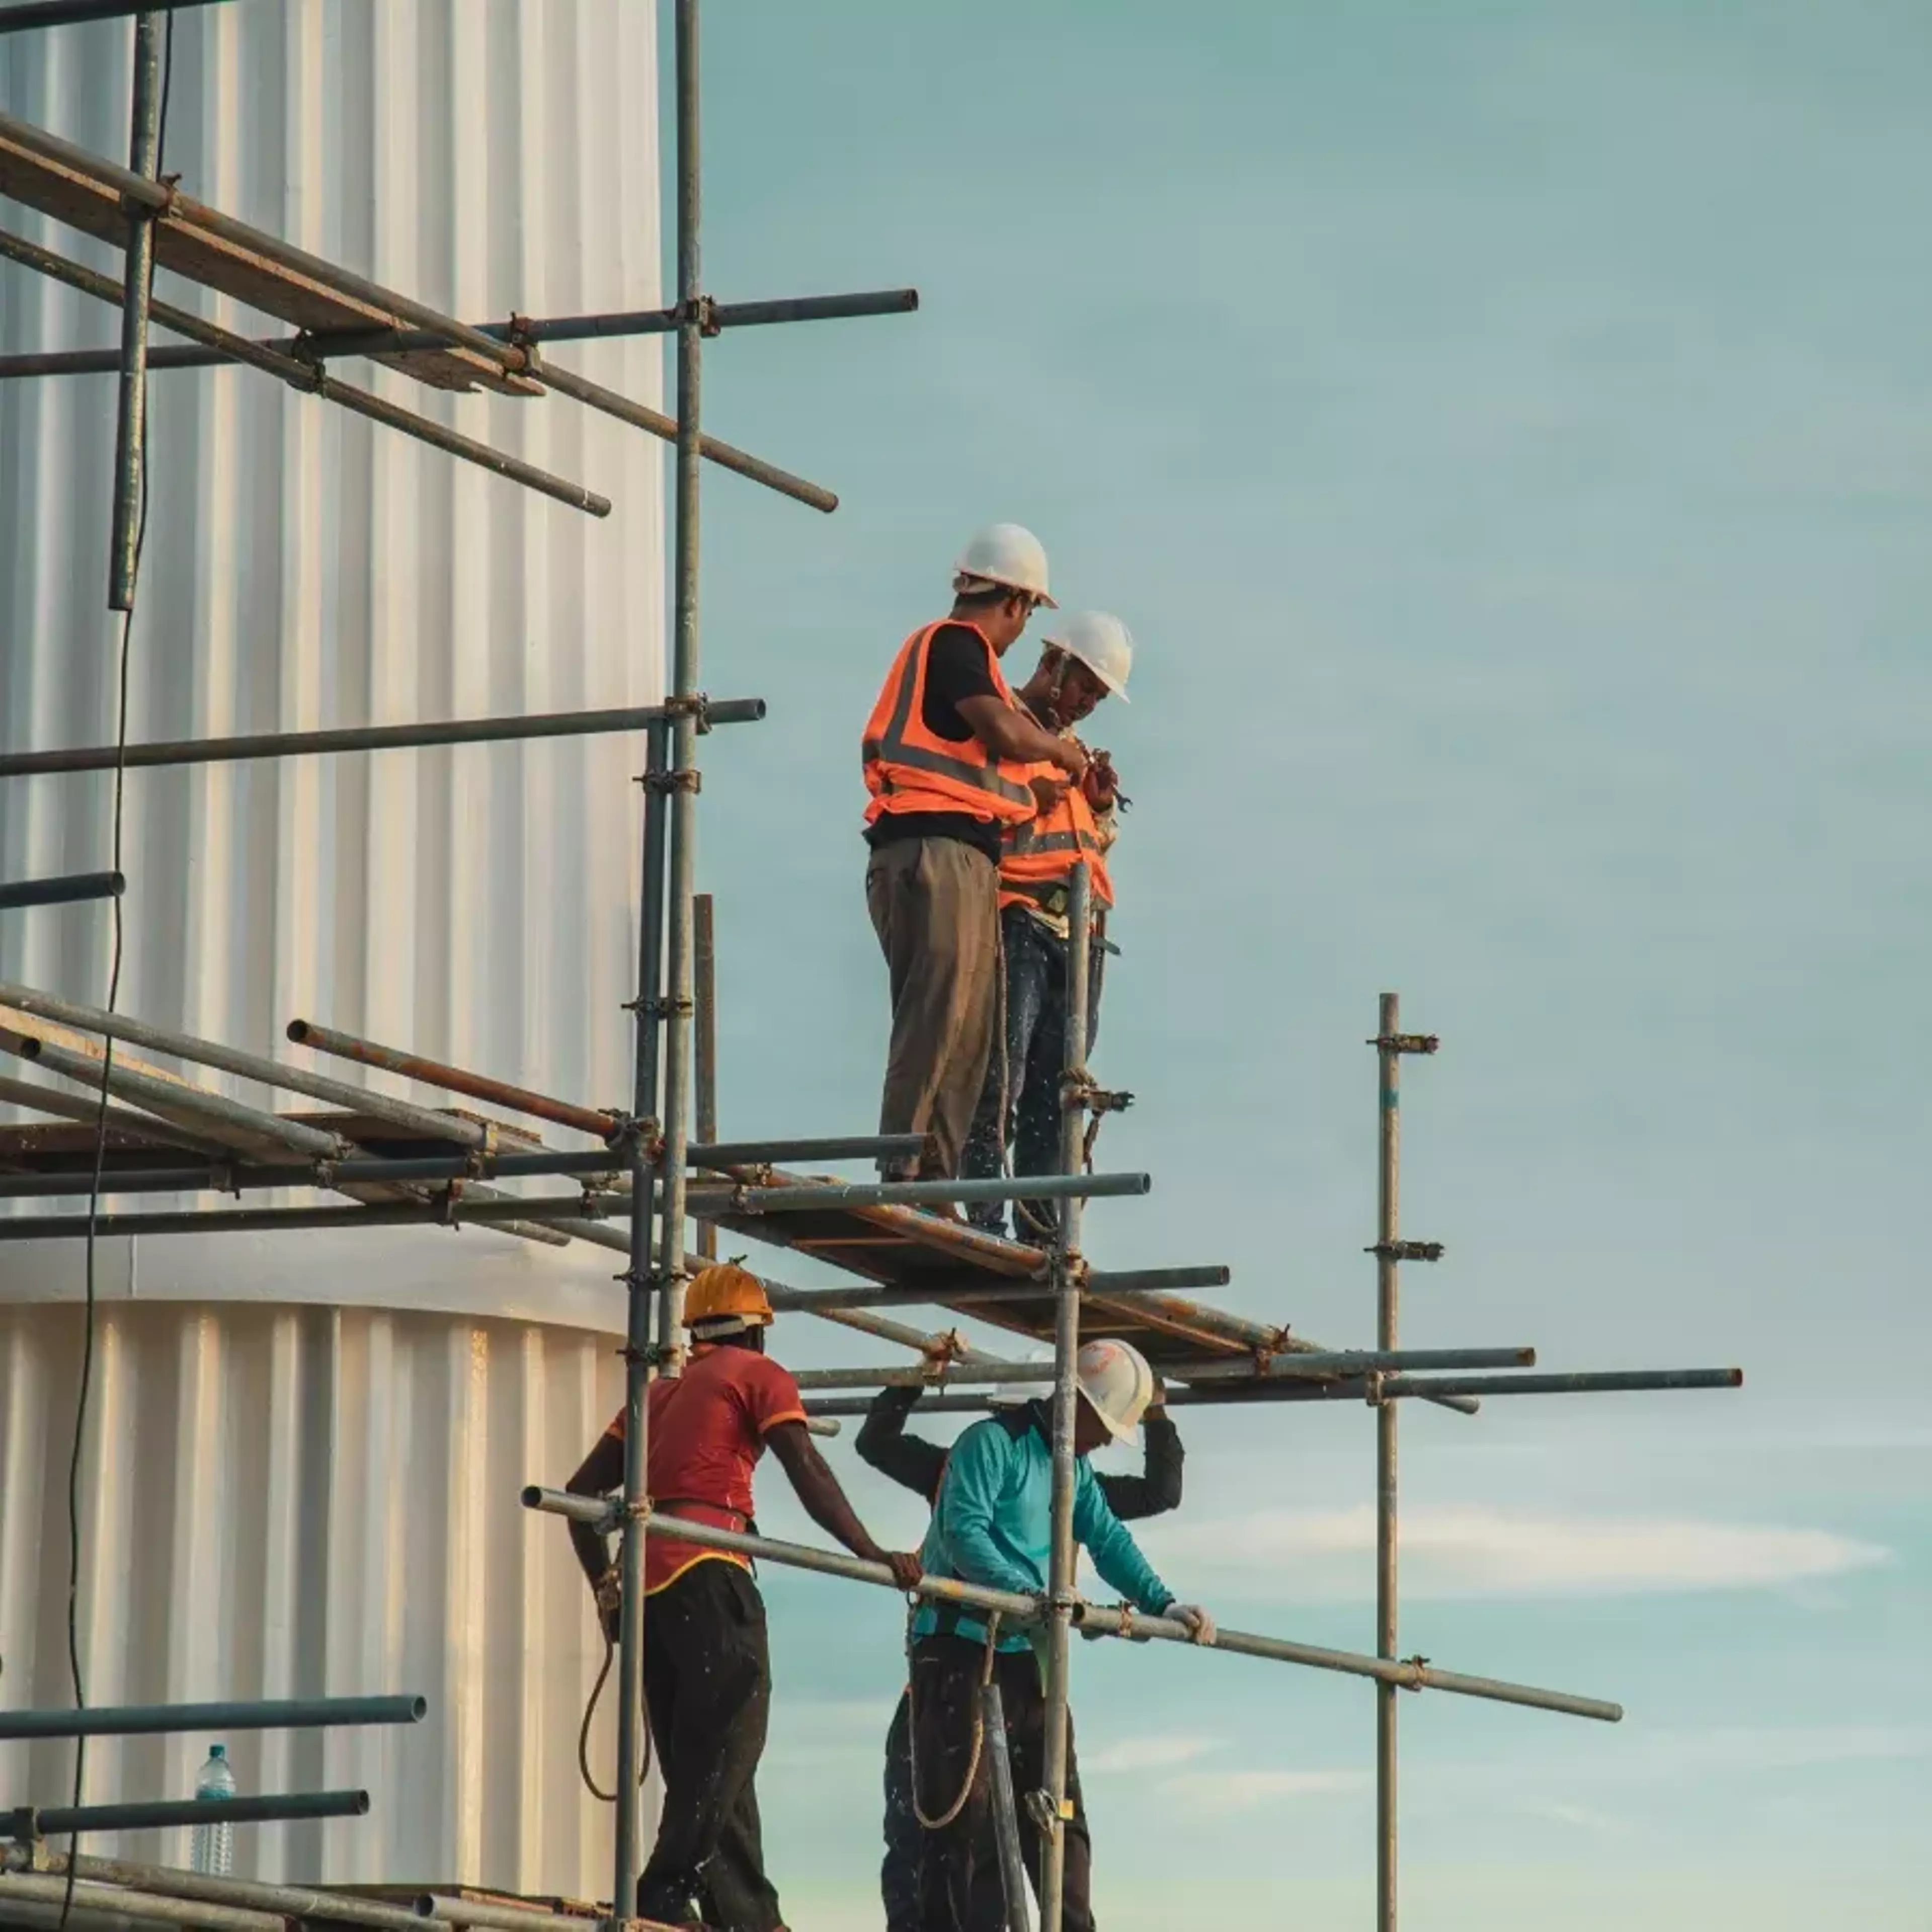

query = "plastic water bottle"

[{"left": 189, "top": 1744, "right": 235, "bottom": 1876}]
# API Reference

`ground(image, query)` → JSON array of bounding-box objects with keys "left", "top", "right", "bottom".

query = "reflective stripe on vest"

[
  {"left": 862, "top": 621, "right": 1037, "bottom": 825},
  {"left": 1000, "top": 776, "right": 1114, "bottom": 910}
]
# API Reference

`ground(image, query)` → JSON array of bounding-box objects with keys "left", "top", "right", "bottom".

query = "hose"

[
  {"left": 579, "top": 1620, "right": 652, "bottom": 1802},
  {"left": 907, "top": 1618, "right": 1001, "bottom": 1831}
]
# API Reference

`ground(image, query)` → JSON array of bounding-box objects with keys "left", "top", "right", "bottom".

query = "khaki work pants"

[{"left": 865, "top": 835, "right": 1001, "bottom": 1180}]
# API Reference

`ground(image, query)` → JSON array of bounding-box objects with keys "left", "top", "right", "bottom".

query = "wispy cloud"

[
  {"left": 1160, "top": 1768, "right": 1369, "bottom": 1811},
  {"left": 1525, "top": 1800, "right": 1631, "bottom": 1836},
  {"left": 1141, "top": 1505, "right": 1890, "bottom": 1600},
  {"left": 1083, "top": 1734, "right": 1220, "bottom": 1775}
]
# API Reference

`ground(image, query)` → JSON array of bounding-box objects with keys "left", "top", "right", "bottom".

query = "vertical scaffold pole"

[
  {"left": 655, "top": 0, "right": 703, "bottom": 1365},
  {"left": 611, "top": 736, "right": 669, "bottom": 1914},
  {"left": 694, "top": 892, "right": 717, "bottom": 1262},
  {"left": 1375, "top": 991, "right": 1400, "bottom": 1932},
  {"left": 1038, "top": 860, "right": 1093, "bottom": 1932},
  {"left": 108, "top": 10, "right": 164, "bottom": 611},
  {"left": 613, "top": 0, "right": 704, "bottom": 1911}
]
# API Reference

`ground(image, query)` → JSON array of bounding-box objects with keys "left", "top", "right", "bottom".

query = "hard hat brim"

[
  {"left": 953, "top": 565, "right": 1057, "bottom": 608},
  {"left": 1040, "top": 636, "right": 1130, "bottom": 703}
]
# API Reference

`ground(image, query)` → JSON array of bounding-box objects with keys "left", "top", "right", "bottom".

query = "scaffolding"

[{"left": 0, "top": 4, "right": 1745, "bottom": 1929}]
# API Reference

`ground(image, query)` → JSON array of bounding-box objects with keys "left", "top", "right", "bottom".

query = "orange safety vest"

[
  {"left": 999, "top": 768, "right": 1114, "bottom": 914},
  {"left": 862, "top": 621, "right": 1038, "bottom": 829}
]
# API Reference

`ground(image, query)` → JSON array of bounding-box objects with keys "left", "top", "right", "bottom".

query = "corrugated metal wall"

[
  {"left": 0, "top": 0, "right": 667, "bottom": 1895},
  {"left": 0, "top": 1300, "right": 640, "bottom": 1891},
  {"left": 0, "top": 0, "right": 663, "bottom": 1095}
]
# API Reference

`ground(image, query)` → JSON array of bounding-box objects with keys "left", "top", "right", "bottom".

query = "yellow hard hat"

[{"left": 682, "top": 1259, "right": 773, "bottom": 1337}]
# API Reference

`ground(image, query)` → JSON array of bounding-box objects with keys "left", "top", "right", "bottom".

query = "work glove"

[{"left": 1167, "top": 1602, "right": 1217, "bottom": 1647}]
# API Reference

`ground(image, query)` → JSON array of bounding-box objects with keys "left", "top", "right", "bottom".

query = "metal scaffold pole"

[
  {"left": 612, "top": 1, "right": 705, "bottom": 1918},
  {"left": 610, "top": 715, "right": 671, "bottom": 1914},
  {"left": 694, "top": 892, "right": 718, "bottom": 1263},
  {"left": 1370, "top": 995, "right": 1438, "bottom": 1931},
  {"left": 1038, "top": 860, "right": 1093, "bottom": 1932},
  {"left": 1375, "top": 993, "right": 1401, "bottom": 1932}
]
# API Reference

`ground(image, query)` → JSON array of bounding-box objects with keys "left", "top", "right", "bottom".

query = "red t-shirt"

[{"left": 604, "top": 1342, "right": 806, "bottom": 1594}]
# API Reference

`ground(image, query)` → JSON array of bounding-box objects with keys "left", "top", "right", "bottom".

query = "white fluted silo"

[{"left": 0, "top": 0, "right": 664, "bottom": 1897}]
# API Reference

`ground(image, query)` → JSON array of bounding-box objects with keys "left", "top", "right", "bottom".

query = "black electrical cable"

[{"left": 58, "top": 17, "right": 172, "bottom": 1929}]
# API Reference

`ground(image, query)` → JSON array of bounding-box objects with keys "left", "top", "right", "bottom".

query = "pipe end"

[
  {"left": 519, "top": 1484, "right": 543, "bottom": 1509},
  {"left": 285, "top": 1019, "right": 312, "bottom": 1044}
]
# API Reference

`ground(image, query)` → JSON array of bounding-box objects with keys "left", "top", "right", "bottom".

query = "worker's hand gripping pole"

[{"left": 1037, "top": 861, "right": 1092, "bottom": 1932}]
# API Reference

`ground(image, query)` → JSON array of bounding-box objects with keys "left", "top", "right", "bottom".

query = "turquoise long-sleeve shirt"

[{"left": 911, "top": 1405, "right": 1174, "bottom": 1653}]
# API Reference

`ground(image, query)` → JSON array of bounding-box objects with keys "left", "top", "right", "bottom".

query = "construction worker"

[
  {"left": 862, "top": 525, "right": 1089, "bottom": 1184},
  {"left": 857, "top": 1368, "right": 1185, "bottom": 1932},
  {"left": 958, "top": 612, "right": 1133, "bottom": 1240},
  {"left": 907, "top": 1338, "right": 1215, "bottom": 1932},
  {"left": 565, "top": 1261, "right": 923, "bottom": 1932}
]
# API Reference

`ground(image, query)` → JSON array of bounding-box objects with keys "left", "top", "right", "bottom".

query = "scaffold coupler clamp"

[
  {"left": 664, "top": 688, "right": 717, "bottom": 735},
  {"left": 680, "top": 293, "right": 722, "bottom": 339},
  {"left": 1369, "top": 1030, "right": 1439, "bottom": 1055},
  {"left": 1025, "top": 1788, "right": 1075, "bottom": 1835},
  {"left": 1366, "top": 1239, "right": 1445, "bottom": 1262},
  {"left": 1400, "top": 1653, "right": 1431, "bottom": 1693},
  {"left": 1364, "top": 1370, "right": 1387, "bottom": 1408}
]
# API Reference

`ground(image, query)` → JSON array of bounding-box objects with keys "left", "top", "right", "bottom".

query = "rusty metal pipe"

[
  {"left": 286, "top": 1019, "right": 618, "bottom": 1140},
  {"left": 1, "top": 1030, "right": 347, "bottom": 1158},
  {"left": 0, "top": 229, "right": 610, "bottom": 517}
]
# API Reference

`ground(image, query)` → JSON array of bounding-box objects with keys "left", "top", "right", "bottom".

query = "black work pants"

[
  {"left": 636, "top": 1559, "right": 783, "bottom": 1932},
  {"left": 910, "top": 1633, "right": 1093, "bottom": 1932},
  {"left": 960, "top": 907, "right": 1104, "bottom": 1240},
  {"left": 881, "top": 1690, "right": 920, "bottom": 1932}
]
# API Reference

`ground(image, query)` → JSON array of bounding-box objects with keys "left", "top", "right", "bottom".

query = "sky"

[{"left": 650, "top": 4, "right": 1931, "bottom": 1927}]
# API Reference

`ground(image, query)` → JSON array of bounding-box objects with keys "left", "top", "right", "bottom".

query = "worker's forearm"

[{"left": 569, "top": 1519, "right": 611, "bottom": 1593}]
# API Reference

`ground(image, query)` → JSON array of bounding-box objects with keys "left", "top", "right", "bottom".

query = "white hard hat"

[
  {"left": 1076, "top": 1337, "right": 1156, "bottom": 1445},
  {"left": 1043, "top": 610, "right": 1133, "bottom": 704},
  {"left": 953, "top": 523, "right": 1056, "bottom": 607}
]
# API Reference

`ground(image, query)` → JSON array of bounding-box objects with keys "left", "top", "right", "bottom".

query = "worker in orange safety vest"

[
  {"left": 959, "top": 611, "right": 1134, "bottom": 1239},
  {"left": 861, "top": 525, "right": 1088, "bottom": 1186}
]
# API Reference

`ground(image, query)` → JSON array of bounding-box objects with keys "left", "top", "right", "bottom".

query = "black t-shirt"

[{"left": 865, "top": 623, "right": 1009, "bottom": 864}]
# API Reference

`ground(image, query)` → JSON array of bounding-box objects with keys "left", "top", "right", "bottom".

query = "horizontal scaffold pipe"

[
  {"left": 0, "top": 1174, "right": 1144, "bottom": 1241},
  {"left": 0, "top": 1138, "right": 934, "bottom": 1201},
  {"left": 683, "top": 1171, "right": 1151, "bottom": 1214},
  {"left": 0, "top": 227, "right": 610, "bottom": 516},
  {"left": 0, "top": 1029, "right": 348, "bottom": 1158},
  {"left": 0, "top": 1694, "right": 426, "bottom": 1742},
  {"left": 17, "top": 1854, "right": 433, "bottom": 1932},
  {"left": 0, "top": 0, "right": 229, "bottom": 36},
  {"left": 0, "top": 113, "right": 838, "bottom": 510},
  {"left": 520, "top": 1488, "right": 1622, "bottom": 1724},
  {"left": 0, "top": 1871, "right": 282, "bottom": 1932},
  {"left": 410, "top": 1896, "right": 607, "bottom": 1932},
  {"left": 799, "top": 1365, "right": 1744, "bottom": 1416},
  {"left": 0, "top": 870, "right": 122, "bottom": 911},
  {"left": 0, "top": 697, "right": 764, "bottom": 781},
  {"left": 788, "top": 1347, "right": 1537, "bottom": 1393},
  {"left": 4, "top": 1791, "right": 368, "bottom": 1841},
  {"left": 0, "top": 291, "right": 922, "bottom": 374},
  {"left": 760, "top": 1263, "right": 1232, "bottom": 1314}
]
